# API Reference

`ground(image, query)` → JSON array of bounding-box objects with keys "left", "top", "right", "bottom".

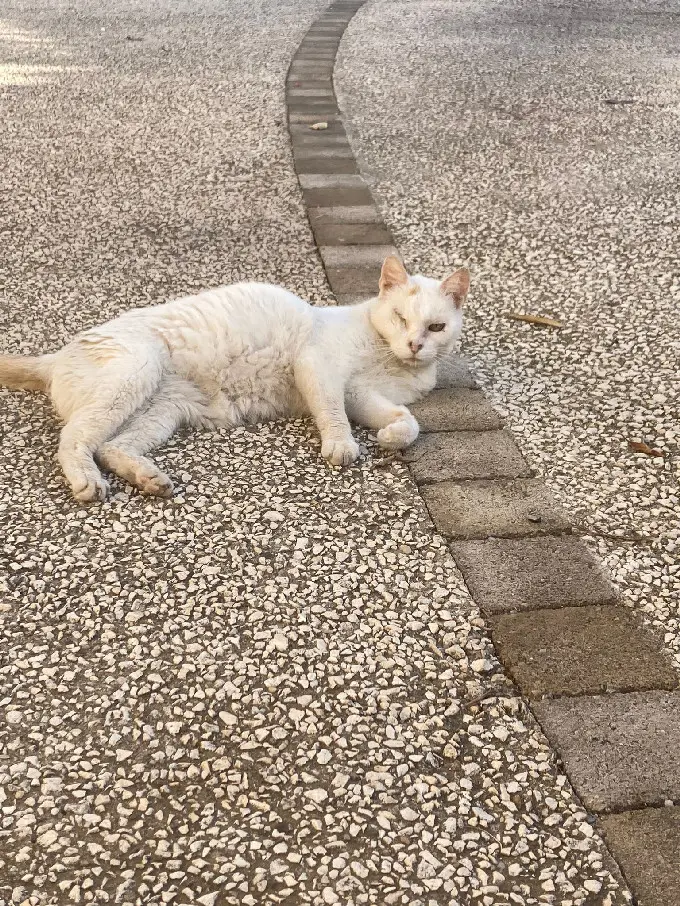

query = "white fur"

[{"left": 0, "top": 260, "right": 468, "bottom": 501}]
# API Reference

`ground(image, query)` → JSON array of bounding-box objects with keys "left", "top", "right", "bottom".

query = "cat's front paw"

[
  {"left": 322, "top": 436, "right": 360, "bottom": 467},
  {"left": 377, "top": 415, "right": 419, "bottom": 451}
]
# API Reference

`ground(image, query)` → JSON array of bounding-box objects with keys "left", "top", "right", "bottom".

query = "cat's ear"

[
  {"left": 379, "top": 256, "right": 409, "bottom": 294},
  {"left": 440, "top": 268, "right": 470, "bottom": 309}
]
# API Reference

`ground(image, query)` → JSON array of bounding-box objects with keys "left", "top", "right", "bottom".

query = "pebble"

[
  {"left": 197, "top": 895, "right": 219, "bottom": 906},
  {"left": 37, "top": 830, "right": 59, "bottom": 847},
  {"left": 401, "top": 807, "right": 419, "bottom": 821},
  {"left": 264, "top": 510, "right": 285, "bottom": 523},
  {"left": 272, "top": 632, "right": 289, "bottom": 651}
]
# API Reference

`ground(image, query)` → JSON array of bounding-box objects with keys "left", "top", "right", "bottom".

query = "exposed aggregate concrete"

[{"left": 0, "top": 0, "right": 635, "bottom": 903}]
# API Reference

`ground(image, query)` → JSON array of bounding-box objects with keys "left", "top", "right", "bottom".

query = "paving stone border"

[{"left": 286, "top": 4, "right": 680, "bottom": 904}]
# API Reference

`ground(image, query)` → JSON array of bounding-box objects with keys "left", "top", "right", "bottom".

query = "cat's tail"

[{"left": 0, "top": 353, "right": 55, "bottom": 392}]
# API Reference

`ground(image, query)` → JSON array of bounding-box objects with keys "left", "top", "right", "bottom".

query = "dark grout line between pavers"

[{"left": 286, "top": 4, "right": 680, "bottom": 904}]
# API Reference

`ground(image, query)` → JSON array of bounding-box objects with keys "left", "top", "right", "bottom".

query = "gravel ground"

[
  {"left": 1, "top": 1, "right": 633, "bottom": 903},
  {"left": 336, "top": 0, "right": 680, "bottom": 667}
]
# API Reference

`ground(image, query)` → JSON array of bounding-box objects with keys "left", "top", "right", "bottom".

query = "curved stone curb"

[
  {"left": 286, "top": 0, "right": 398, "bottom": 306},
  {"left": 286, "top": 4, "right": 680, "bottom": 904}
]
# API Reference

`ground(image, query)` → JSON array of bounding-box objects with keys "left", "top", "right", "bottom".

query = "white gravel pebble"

[
  {"left": 272, "top": 632, "right": 289, "bottom": 651},
  {"left": 36, "top": 830, "right": 58, "bottom": 848},
  {"left": 196, "top": 895, "right": 219, "bottom": 906}
]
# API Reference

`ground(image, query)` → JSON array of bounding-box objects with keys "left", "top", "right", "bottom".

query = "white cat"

[{"left": 0, "top": 256, "right": 469, "bottom": 502}]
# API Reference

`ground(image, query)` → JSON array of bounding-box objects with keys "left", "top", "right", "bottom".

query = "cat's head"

[{"left": 370, "top": 256, "right": 469, "bottom": 367}]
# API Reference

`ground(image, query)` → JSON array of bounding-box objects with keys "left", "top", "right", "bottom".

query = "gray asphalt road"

[
  {"left": 1, "top": 2, "right": 633, "bottom": 904},
  {"left": 337, "top": 0, "right": 680, "bottom": 666}
]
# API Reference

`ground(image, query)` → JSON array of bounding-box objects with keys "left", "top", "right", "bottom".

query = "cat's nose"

[{"left": 409, "top": 340, "right": 424, "bottom": 355}]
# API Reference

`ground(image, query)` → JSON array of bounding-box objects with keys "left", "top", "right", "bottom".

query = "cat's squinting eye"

[
  {"left": 428, "top": 323, "right": 446, "bottom": 332},
  {"left": 395, "top": 312, "right": 407, "bottom": 325}
]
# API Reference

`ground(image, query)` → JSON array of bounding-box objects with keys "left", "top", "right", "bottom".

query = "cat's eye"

[
  {"left": 428, "top": 323, "right": 446, "bottom": 332},
  {"left": 395, "top": 312, "right": 407, "bottom": 325}
]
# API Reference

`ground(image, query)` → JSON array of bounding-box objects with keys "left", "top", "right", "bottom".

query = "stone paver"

[
  {"left": 286, "top": 10, "right": 398, "bottom": 308},
  {"left": 435, "top": 356, "right": 478, "bottom": 390},
  {"left": 451, "top": 535, "right": 619, "bottom": 614},
  {"left": 306, "top": 204, "right": 383, "bottom": 225},
  {"left": 407, "top": 430, "right": 532, "bottom": 484},
  {"left": 318, "top": 244, "right": 398, "bottom": 266},
  {"left": 491, "top": 605, "right": 679, "bottom": 697},
  {"left": 294, "top": 155, "right": 359, "bottom": 174},
  {"left": 534, "top": 692, "right": 680, "bottom": 812},
  {"left": 601, "top": 808, "right": 680, "bottom": 906},
  {"left": 298, "top": 173, "right": 367, "bottom": 190},
  {"left": 422, "top": 477, "right": 572, "bottom": 540},
  {"left": 410, "top": 387, "right": 504, "bottom": 432},
  {"left": 302, "top": 183, "right": 375, "bottom": 206},
  {"left": 290, "top": 122, "right": 346, "bottom": 141},
  {"left": 322, "top": 263, "right": 382, "bottom": 294},
  {"left": 309, "top": 221, "right": 393, "bottom": 246}
]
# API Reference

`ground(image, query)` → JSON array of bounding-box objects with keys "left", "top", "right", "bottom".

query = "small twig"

[
  {"left": 462, "top": 690, "right": 498, "bottom": 710},
  {"left": 427, "top": 640, "right": 444, "bottom": 658},
  {"left": 373, "top": 452, "right": 404, "bottom": 468}
]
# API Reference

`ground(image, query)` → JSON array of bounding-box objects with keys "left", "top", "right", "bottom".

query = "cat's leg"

[
  {"left": 58, "top": 387, "right": 160, "bottom": 502},
  {"left": 347, "top": 390, "right": 420, "bottom": 451},
  {"left": 58, "top": 411, "right": 121, "bottom": 502},
  {"left": 97, "top": 377, "right": 201, "bottom": 497},
  {"left": 96, "top": 401, "right": 178, "bottom": 498},
  {"left": 52, "top": 339, "right": 167, "bottom": 501},
  {"left": 294, "top": 355, "right": 359, "bottom": 466}
]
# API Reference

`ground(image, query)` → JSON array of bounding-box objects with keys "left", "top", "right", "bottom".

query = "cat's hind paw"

[
  {"left": 136, "top": 467, "right": 174, "bottom": 498},
  {"left": 322, "top": 436, "right": 360, "bottom": 467},
  {"left": 72, "top": 475, "right": 110, "bottom": 503},
  {"left": 377, "top": 415, "right": 419, "bottom": 451}
]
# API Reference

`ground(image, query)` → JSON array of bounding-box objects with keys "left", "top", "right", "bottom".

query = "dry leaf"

[
  {"left": 309, "top": 121, "right": 328, "bottom": 130},
  {"left": 629, "top": 441, "right": 664, "bottom": 457},
  {"left": 507, "top": 312, "right": 563, "bottom": 328}
]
